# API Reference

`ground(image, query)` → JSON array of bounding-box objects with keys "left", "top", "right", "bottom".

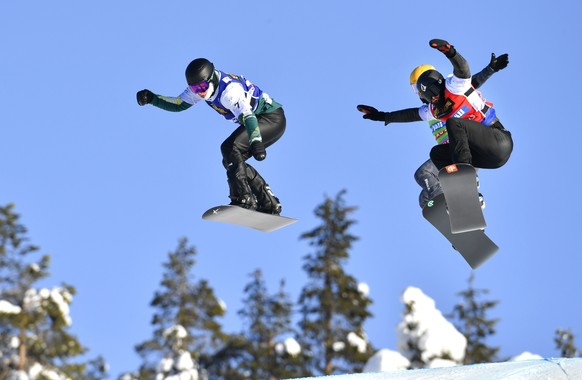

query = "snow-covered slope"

[{"left": 288, "top": 358, "right": 582, "bottom": 380}]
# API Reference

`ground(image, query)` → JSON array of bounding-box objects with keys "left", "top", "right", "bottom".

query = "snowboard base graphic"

[
  {"left": 202, "top": 205, "right": 297, "bottom": 232},
  {"left": 423, "top": 194, "right": 498, "bottom": 269},
  {"left": 438, "top": 164, "right": 486, "bottom": 234}
]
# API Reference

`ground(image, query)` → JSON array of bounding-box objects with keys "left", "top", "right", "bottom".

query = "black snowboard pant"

[
  {"left": 220, "top": 108, "right": 286, "bottom": 198},
  {"left": 430, "top": 118, "right": 513, "bottom": 170}
]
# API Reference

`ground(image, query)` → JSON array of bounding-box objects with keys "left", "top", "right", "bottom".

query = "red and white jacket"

[{"left": 419, "top": 75, "right": 497, "bottom": 126}]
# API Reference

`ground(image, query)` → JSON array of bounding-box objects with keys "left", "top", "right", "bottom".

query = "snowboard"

[
  {"left": 202, "top": 205, "right": 298, "bottom": 232},
  {"left": 423, "top": 193, "right": 498, "bottom": 269},
  {"left": 438, "top": 163, "right": 486, "bottom": 234}
]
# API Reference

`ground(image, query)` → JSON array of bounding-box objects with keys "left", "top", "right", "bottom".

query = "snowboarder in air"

[
  {"left": 136, "top": 58, "right": 285, "bottom": 215},
  {"left": 357, "top": 39, "right": 513, "bottom": 176},
  {"left": 407, "top": 52, "right": 509, "bottom": 208}
]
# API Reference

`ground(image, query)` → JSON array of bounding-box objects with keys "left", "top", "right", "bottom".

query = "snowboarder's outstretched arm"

[
  {"left": 471, "top": 53, "right": 509, "bottom": 89},
  {"left": 429, "top": 38, "right": 509, "bottom": 88},
  {"left": 357, "top": 105, "right": 422, "bottom": 125},
  {"left": 429, "top": 39, "right": 470, "bottom": 79},
  {"left": 136, "top": 89, "right": 192, "bottom": 112}
]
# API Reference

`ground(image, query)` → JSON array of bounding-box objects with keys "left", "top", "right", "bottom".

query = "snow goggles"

[
  {"left": 189, "top": 71, "right": 215, "bottom": 94},
  {"left": 189, "top": 80, "right": 210, "bottom": 94}
]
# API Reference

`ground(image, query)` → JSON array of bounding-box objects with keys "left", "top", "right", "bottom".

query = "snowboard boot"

[
  {"left": 246, "top": 164, "right": 282, "bottom": 215},
  {"left": 226, "top": 164, "right": 257, "bottom": 210},
  {"left": 478, "top": 193, "right": 486, "bottom": 210},
  {"left": 228, "top": 179, "right": 257, "bottom": 210},
  {"left": 475, "top": 173, "right": 485, "bottom": 209},
  {"left": 256, "top": 185, "right": 282, "bottom": 215}
]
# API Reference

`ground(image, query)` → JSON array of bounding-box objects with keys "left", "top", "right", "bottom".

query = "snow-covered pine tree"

[
  {"left": 554, "top": 328, "right": 579, "bottom": 358},
  {"left": 449, "top": 273, "right": 500, "bottom": 364},
  {"left": 396, "top": 287, "right": 466, "bottom": 369},
  {"left": 297, "top": 190, "right": 373, "bottom": 376},
  {"left": 0, "top": 203, "right": 107, "bottom": 380},
  {"left": 131, "top": 237, "right": 226, "bottom": 380},
  {"left": 233, "top": 269, "right": 306, "bottom": 379}
]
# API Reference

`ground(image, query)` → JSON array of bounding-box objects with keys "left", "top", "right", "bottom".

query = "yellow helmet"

[{"left": 410, "top": 64, "right": 436, "bottom": 85}]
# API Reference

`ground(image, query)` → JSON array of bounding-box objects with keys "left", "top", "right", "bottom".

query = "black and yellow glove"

[
  {"left": 250, "top": 140, "right": 266, "bottom": 161},
  {"left": 136, "top": 89, "right": 154, "bottom": 106}
]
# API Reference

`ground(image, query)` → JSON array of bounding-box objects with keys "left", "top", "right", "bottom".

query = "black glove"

[
  {"left": 250, "top": 140, "right": 266, "bottom": 161},
  {"left": 357, "top": 104, "right": 386, "bottom": 122},
  {"left": 429, "top": 39, "right": 456, "bottom": 58},
  {"left": 136, "top": 89, "right": 154, "bottom": 106},
  {"left": 489, "top": 53, "right": 509, "bottom": 72}
]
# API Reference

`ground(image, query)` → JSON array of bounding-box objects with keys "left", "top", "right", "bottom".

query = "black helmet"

[
  {"left": 416, "top": 69, "right": 445, "bottom": 104},
  {"left": 185, "top": 58, "right": 215, "bottom": 85}
]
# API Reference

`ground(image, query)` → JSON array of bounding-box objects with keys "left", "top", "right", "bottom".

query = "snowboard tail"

[
  {"left": 438, "top": 164, "right": 486, "bottom": 234},
  {"left": 423, "top": 194, "right": 498, "bottom": 269},
  {"left": 202, "top": 205, "right": 297, "bottom": 232}
]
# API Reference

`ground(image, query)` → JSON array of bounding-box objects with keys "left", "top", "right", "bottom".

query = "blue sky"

[{"left": 2, "top": 1, "right": 582, "bottom": 377}]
